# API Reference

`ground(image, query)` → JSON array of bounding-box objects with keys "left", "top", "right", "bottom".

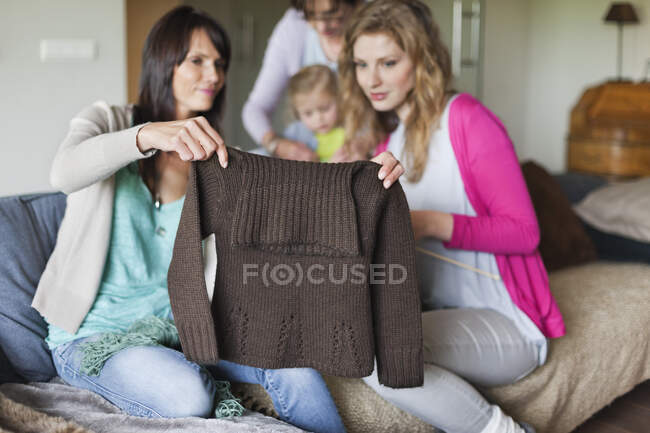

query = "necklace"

[
  {"left": 151, "top": 153, "right": 190, "bottom": 210},
  {"left": 153, "top": 167, "right": 161, "bottom": 210}
]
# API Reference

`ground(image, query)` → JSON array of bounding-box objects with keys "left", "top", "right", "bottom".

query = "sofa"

[{"left": 1, "top": 169, "right": 649, "bottom": 433}]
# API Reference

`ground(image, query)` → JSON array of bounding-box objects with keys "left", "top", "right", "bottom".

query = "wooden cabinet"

[{"left": 568, "top": 82, "right": 650, "bottom": 178}]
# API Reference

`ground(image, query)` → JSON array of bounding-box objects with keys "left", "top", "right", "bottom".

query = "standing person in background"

[
  {"left": 338, "top": 1, "right": 565, "bottom": 432},
  {"left": 242, "top": 0, "right": 363, "bottom": 161}
]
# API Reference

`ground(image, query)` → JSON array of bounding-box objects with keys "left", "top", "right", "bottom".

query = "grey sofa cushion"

[
  {"left": 553, "top": 173, "right": 650, "bottom": 263},
  {"left": 0, "top": 192, "right": 67, "bottom": 382},
  {"left": 552, "top": 172, "right": 608, "bottom": 205},
  {"left": 0, "top": 348, "right": 21, "bottom": 384}
]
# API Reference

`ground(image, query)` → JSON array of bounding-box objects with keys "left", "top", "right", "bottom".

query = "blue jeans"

[{"left": 52, "top": 336, "right": 346, "bottom": 433}]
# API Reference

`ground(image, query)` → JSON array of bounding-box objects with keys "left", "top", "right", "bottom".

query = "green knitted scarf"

[{"left": 79, "top": 316, "right": 244, "bottom": 418}]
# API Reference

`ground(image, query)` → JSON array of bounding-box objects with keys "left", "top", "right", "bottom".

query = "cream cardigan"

[{"left": 32, "top": 101, "right": 155, "bottom": 334}]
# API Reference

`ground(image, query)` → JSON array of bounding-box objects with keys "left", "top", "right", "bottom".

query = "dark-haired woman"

[
  {"left": 242, "top": 0, "right": 368, "bottom": 162},
  {"left": 31, "top": 7, "right": 405, "bottom": 431}
]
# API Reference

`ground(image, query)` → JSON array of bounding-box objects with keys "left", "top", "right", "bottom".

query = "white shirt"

[{"left": 387, "top": 96, "right": 548, "bottom": 365}]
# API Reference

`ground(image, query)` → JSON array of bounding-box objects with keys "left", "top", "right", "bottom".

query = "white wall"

[
  {"left": 0, "top": 0, "right": 126, "bottom": 196},
  {"left": 483, "top": 0, "right": 650, "bottom": 172},
  {"left": 482, "top": 0, "right": 531, "bottom": 155},
  {"left": 522, "top": 0, "right": 650, "bottom": 172}
]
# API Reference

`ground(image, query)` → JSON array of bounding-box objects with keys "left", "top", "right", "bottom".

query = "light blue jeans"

[{"left": 52, "top": 336, "right": 346, "bottom": 433}]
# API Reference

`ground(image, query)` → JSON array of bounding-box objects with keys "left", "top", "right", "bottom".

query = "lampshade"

[{"left": 604, "top": 2, "right": 639, "bottom": 23}]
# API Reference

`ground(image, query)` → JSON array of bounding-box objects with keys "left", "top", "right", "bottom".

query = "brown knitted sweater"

[{"left": 168, "top": 147, "right": 423, "bottom": 388}]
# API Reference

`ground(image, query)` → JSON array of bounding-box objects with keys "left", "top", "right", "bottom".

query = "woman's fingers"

[
  {"left": 215, "top": 143, "right": 229, "bottom": 167},
  {"left": 373, "top": 151, "right": 396, "bottom": 178},
  {"left": 301, "top": 147, "right": 320, "bottom": 162},
  {"left": 383, "top": 162, "right": 405, "bottom": 188},
  {"left": 170, "top": 135, "right": 193, "bottom": 161},
  {"left": 195, "top": 116, "right": 224, "bottom": 146},
  {"left": 195, "top": 117, "right": 228, "bottom": 168},
  {"left": 178, "top": 127, "right": 206, "bottom": 161},
  {"left": 276, "top": 139, "right": 318, "bottom": 162},
  {"left": 290, "top": 147, "right": 316, "bottom": 161},
  {"left": 329, "top": 148, "right": 348, "bottom": 163},
  {"left": 140, "top": 118, "right": 227, "bottom": 168},
  {"left": 168, "top": 117, "right": 228, "bottom": 168},
  {"left": 187, "top": 120, "right": 217, "bottom": 159},
  {"left": 371, "top": 151, "right": 405, "bottom": 189}
]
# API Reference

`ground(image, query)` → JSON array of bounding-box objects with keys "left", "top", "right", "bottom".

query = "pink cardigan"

[{"left": 376, "top": 94, "right": 565, "bottom": 339}]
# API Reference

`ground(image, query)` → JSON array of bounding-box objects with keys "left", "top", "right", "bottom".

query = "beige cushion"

[
  {"left": 574, "top": 177, "right": 650, "bottom": 242},
  {"left": 483, "top": 262, "right": 650, "bottom": 433}
]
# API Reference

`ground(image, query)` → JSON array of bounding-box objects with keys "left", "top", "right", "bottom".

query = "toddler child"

[{"left": 287, "top": 65, "right": 344, "bottom": 162}]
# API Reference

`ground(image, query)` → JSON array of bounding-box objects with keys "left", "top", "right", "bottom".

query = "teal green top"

[{"left": 46, "top": 162, "right": 185, "bottom": 349}]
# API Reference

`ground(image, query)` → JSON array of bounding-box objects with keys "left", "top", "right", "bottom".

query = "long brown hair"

[
  {"left": 339, "top": 0, "right": 452, "bottom": 182},
  {"left": 133, "top": 6, "right": 231, "bottom": 191}
]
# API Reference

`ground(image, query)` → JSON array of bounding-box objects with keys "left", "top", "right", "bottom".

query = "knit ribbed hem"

[
  {"left": 377, "top": 346, "right": 423, "bottom": 388},
  {"left": 176, "top": 321, "right": 220, "bottom": 364}
]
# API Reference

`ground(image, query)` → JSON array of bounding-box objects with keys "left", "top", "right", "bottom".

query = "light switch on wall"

[{"left": 40, "top": 39, "right": 96, "bottom": 62}]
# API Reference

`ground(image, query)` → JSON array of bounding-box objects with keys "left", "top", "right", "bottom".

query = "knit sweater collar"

[{"left": 218, "top": 148, "right": 365, "bottom": 257}]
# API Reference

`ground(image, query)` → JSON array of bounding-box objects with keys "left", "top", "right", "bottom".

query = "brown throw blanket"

[{"left": 0, "top": 390, "right": 93, "bottom": 433}]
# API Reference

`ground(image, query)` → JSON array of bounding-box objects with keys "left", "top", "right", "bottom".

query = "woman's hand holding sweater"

[
  {"left": 371, "top": 151, "right": 406, "bottom": 190},
  {"left": 137, "top": 116, "right": 229, "bottom": 168},
  {"left": 330, "top": 148, "right": 406, "bottom": 190},
  {"left": 273, "top": 138, "right": 319, "bottom": 162}
]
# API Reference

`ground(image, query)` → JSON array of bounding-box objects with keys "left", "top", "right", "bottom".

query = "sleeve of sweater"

[
  {"left": 167, "top": 162, "right": 220, "bottom": 364},
  {"left": 49, "top": 100, "right": 156, "bottom": 194},
  {"left": 241, "top": 9, "right": 307, "bottom": 144},
  {"left": 371, "top": 183, "right": 424, "bottom": 388},
  {"left": 444, "top": 98, "right": 540, "bottom": 255}
]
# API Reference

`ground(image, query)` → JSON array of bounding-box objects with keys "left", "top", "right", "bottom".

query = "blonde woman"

[{"left": 339, "top": 1, "right": 565, "bottom": 432}]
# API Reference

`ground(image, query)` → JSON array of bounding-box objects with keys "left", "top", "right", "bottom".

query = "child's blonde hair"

[{"left": 288, "top": 65, "right": 339, "bottom": 116}]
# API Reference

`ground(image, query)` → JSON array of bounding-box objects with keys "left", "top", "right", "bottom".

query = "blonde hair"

[
  {"left": 288, "top": 65, "right": 339, "bottom": 117},
  {"left": 339, "top": 0, "right": 452, "bottom": 182}
]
